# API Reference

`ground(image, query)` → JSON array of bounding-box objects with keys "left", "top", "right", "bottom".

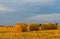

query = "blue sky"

[{"left": 0, "top": 0, "right": 60, "bottom": 25}]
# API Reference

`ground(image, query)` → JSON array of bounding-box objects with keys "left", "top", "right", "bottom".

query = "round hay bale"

[
  {"left": 27, "top": 23, "right": 39, "bottom": 31},
  {"left": 13, "top": 23, "right": 22, "bottom": 32},
  {"left": 41, "top": 23, "right": 58, "bottom": 30},
  {"left": 20, "top": 22, "right": 27, "bottom": 32},
  {"left": 49, "top": 23, "right": 58, "bottom": 30},
  {"left": 13, "top": 22, "right": 27, "bottom": 32}
]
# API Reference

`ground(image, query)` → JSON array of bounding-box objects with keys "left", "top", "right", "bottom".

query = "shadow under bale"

[
  {"left": 41, "top": 23, "right": 58, "bottom": 30},
  {"left": 27, "top": 23, "right": 39, "bottom": 31}
]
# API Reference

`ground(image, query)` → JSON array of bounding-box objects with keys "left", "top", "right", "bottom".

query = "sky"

[{"left": 0, "top": 0, "right": 60, "bottom": 25}]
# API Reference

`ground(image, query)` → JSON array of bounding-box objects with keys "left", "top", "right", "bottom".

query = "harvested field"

[{"left": 0, "top": 30, "right": 60, "bottom": 39}]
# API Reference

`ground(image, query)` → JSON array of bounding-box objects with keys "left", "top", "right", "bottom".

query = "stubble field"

[{"left": 0, "top": 27, "right": 60, "bottom": 39}]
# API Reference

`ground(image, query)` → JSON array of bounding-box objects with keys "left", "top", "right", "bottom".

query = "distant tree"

[
  {"left": 55, "top": 23, "right": 58, "bottom": 26},
  {"left": 39, "top": 24, "right": 42, "bottom": 27}
]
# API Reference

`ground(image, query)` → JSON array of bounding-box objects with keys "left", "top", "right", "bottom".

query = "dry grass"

[
  {"left": 0, "top": 27, "right": 60, "bottom": 39},
  {"left": 0, "top": 30, "right": 60, "bottom": 39}
]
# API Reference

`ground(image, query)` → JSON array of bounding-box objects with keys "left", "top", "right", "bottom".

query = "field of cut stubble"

[{"left": 0, "top": 27, "right": 60, "bottom": 39}]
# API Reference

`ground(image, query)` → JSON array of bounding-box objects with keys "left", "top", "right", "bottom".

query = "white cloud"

[
  {"left": 0, "top": 6, "right": 14, "bottom": 12},
  {"left": 0, "top": 4, "right": 15, "bottom": 12},
  {"left": 0, "top": 0, "right": 55, "bottom": 13},
  {"left": 24, "top": 0, "right": 54, "bottom": 3},
  {"left": 13, "top": 0, "right": 54, "bottom": 5},
  {"left": 28, "top": 13, "right": 60, "bottom": 23}
]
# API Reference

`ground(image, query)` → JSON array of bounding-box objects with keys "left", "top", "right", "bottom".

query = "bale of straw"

[
  {"left": 41, "top": 23, "right": 58, "bottom": 30},
  {"left": 13, "top": 22, "right": 27, "bottom": 32},
  {"left": 27, "top": 23, "right": 39, "bottom": 31}
]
